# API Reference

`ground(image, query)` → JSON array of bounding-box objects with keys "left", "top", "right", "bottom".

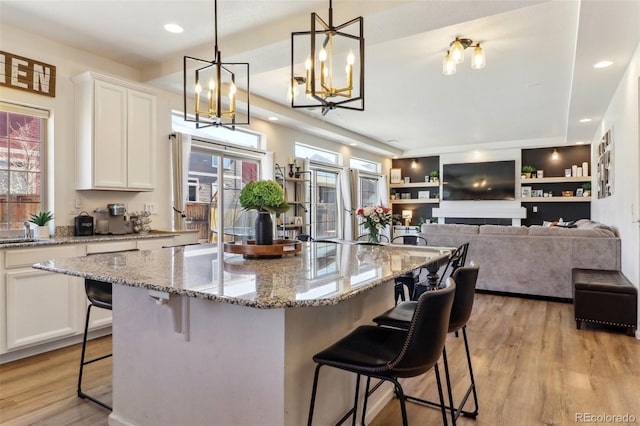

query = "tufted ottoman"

[{"left": 572, "top": 268, "right": 637, "bottom": 336}]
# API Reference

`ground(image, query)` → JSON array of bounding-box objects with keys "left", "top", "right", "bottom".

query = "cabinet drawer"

[
  {"left": 86, "top": 241, "right": 137, "bottom": 254},
  {"left": 5, "top": 245, "right": 82, "bottom": 269}
]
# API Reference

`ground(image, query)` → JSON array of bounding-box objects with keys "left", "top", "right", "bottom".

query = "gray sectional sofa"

[{"left": 419, "top": 220, "right": 621, "bottom": 299}]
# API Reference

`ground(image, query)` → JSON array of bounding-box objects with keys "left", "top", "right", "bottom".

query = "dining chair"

[
  {"left": 372, "top": 262, "right": 480, "bottom": 425},
  {"left": 355, "top": 233, "right": 389, "bottom": 243},
  {"left": 390, "top": 235, "right": 428, "bottom": 303},
  {"left": 307, "top": 278, "right": 456, "bottom": 426}
]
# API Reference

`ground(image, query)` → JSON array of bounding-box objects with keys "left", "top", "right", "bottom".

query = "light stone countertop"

[
  {"left": 33, "top": 242, "right": 452, "bottom": 309},
  {"left": 0, "top": 231, "right": 185, "bottom": 249}
]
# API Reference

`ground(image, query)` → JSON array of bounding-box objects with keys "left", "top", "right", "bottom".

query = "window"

[
  {"left": 350, "top": 157, "right": 380, "bottom": 173},
  {"left": 295, "top": 142, "right": 340, "bottom": 165},
  {"left": 0, "top": 103, "right": 48, "bottom": 232},
  {"left": 185, "top": 144, "right": 260, "bottom": 243},
  {"left": 311, "top": 168, "right": 341, "bottom": 239},
  {"left": 357, "top": 174, "right": 381, "bottom": 236},
  {"left": 172, "top": 112, "right": 261, "bottom": 149}
]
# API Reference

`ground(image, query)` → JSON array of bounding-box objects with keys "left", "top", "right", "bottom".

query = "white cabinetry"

[
  {"left": 73, "top": 72, "right": 156, "bottom": 191},
  {"left": 1, "top": 245, "right": 85, "bottom": 353}
]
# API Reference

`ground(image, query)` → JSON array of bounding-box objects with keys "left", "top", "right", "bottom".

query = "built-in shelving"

[
  {"left": 521, "top": 196, "right": 591, "bottom": 203},
  {"left": 390, "top": 199, "right": 440, "bottom": 205},
  {"left": 389, "top": 182, "right": 439, "bottom": 188},
  {"left": 521, "top": 176, "right": 591, "bottom": 184}
]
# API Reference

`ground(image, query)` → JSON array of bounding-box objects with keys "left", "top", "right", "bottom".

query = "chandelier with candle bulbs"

[
  {"left": 183, "top": 0, "right": 250, "bottom": 128},
  {"left": 443, "top": 37, "right": 486, "bottom": 76},
  {"left": 290, "top": 0, "right": 364, "bottom": 115}
]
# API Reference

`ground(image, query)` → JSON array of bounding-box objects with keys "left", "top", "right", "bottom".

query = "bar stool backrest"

[
  {"left": 387, "top": 278, "right": 456, "bottom": 378},
  {"left": 438, "top": 242, "right": 470, "bottom": 286},
  {"left": 85, "top": 279, "right": 112, "bottom": 310},
  {"left": 448, "top": 262, "right": 480, "bottom": 333}
]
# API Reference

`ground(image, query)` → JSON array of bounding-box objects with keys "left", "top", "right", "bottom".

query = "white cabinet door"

[
  {"left": 94, "top": 79, "right": 128, "bottom": 189},
  {"left": 5, "top": 269, "right": 83, "bottom": 350},
  {"left": 74, "top": 72, "right": 156, "bottom": 191},
  {"left": 127, "top": 89, "right": 156, "bottom": 190}
]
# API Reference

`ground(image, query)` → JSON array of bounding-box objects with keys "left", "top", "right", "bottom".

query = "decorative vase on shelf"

[{"left": 255, "top": 211, "right": 274, "bottom": 245}]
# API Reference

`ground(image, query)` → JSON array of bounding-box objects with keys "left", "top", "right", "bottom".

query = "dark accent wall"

[
  {"left": 522, "top": 145, "right": 590, "bottom": 176},
  {"left": 392, "top": 157, "right": 439, "bottom": 183}
]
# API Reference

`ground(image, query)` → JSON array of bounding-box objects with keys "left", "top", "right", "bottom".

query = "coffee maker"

[{"left": 94, "top": 203, "right": 132, "bottom": 235}]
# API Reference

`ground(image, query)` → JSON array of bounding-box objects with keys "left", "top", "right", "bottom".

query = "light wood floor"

[{"left": 1, "top": 294, "right": 638, "bottom": 426}]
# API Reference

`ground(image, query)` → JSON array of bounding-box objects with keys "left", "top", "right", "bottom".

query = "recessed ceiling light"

[
  {"left": 576, "top": 141, "right": 585, "bottom": 145},
  {"left": 267, "top": 116, "right": 279, "bottom": 121},
  {"left": 350, "top": 143, "right": 358, "bottom": 146},
  {"left": 164, "top": 23, "right": 184, "bottom": 34},
  {"left": 593, "top": 60, "right": 613, "bottom": 69},
  {"left": 579, "top": 118, "right": 592, "bottom": 123}
]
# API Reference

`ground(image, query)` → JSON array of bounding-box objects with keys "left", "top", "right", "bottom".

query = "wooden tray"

[{"left": 223, "top": 239, "right": 302, "bottom": 258}]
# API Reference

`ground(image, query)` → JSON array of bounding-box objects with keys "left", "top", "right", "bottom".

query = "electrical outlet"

[
  {"left": 75, "top": 199, "right": 83, "bottom": 209},
  {"left": 144, "top": 202, "right": 159, "bottom": 215},
  {"left": 533, "top": 206, "right": 538, "bottom": 213}
]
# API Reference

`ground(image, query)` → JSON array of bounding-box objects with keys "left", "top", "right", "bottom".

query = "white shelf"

[
  {"left": 521, "top": 196, "right": 591, "bottom": 203},
  {"left": 390, "top": 182, "right": 439, "bottom": 188},
  {"left": 521, "top": 176, "right": 591, "bottom": 184},
  {"left": 390, "top": 199, "right": 440, "bottom": 205}
]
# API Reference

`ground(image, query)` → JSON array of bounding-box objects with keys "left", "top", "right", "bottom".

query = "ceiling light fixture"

[
  {"left": 164, "top": 23, "right": 184, "bottom": 34},
  {"left": 443, "top": 37, "right": 485, "bottom": 75},
  {"left": 290, "top": 0, "right": 365, "bottom": 115},
  {"left": 579, "top": 118, "right": 592, "bottom": 123},
  {"left": 593, "top": 60, "right": 613, "bottom": 69},
  {"left": 183, "top": 0, "right": 249, "bottom": 129},
  {"left": 551, "top": 148, "right": 559, "bottom": 160}
]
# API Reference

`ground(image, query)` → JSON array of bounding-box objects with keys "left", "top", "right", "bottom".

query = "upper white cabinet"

[{"left": 73, "top": 72, "right": 156, "bottom": 191}]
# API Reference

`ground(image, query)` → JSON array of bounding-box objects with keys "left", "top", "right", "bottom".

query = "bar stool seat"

[
  {"left": 78, "top": 278, "right": 113, "bottom": 411},
  {"left": 308, "top": 278, "right": 456, "bottom": 426},
  {"left": 372, "top": 262, "right": 480, "bottom": 425}
]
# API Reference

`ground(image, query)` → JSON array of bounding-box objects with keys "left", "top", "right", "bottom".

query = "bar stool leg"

[{"left": 77, "top": 303, "right": 112, "bottom": 411}]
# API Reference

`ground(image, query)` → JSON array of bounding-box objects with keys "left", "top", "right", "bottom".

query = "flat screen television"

[{"left": 442, "top": 160, "right": 516, "bottom": 201}]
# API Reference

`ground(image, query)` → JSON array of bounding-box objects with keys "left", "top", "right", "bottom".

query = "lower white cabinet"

[
  {"left": 1, "top": 245, "right": 86, "bottom": 354},
  {"left": 5, "top": 268, "right": 83, "bottom": 350}
]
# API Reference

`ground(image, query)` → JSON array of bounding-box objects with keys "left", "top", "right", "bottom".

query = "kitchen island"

[{"left": 33, "top": 242, "right": 450, "bottom": 426}]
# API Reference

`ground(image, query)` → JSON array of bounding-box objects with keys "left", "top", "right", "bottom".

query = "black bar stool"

[
  {"left": 307, "top": 278, "right": 456, "bottom": 426},
  {"left": 372, "top": 262, "right": 480, "bottom": 425},
  {"left": 78, "top": 278, "right": 113, "bottom": 411},
  {"left": 391, "top": 235, "right": 428, "bottom": 303}
]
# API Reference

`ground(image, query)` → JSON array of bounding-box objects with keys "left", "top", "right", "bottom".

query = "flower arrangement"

[{"left": 356, "top": 205, "right": 392, "bottom": 243}]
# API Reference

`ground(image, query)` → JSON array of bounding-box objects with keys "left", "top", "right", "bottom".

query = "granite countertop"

[
  {"left": 33, "top": 242, "right": 451, "bottom": 309},
  {"left": 0, "top": 230, "right": 191, "bottom": 249}
]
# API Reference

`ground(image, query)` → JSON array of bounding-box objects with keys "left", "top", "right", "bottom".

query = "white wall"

[
  {"left": 591, "top": 41, "right": 640, "bottom": 289},
  {"left": 1, "top": 24, "right": 389, "bottom": 232}
]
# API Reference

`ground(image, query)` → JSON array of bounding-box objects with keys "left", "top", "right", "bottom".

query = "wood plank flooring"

[{"left": 1, "top": 294, "right": 638, "bottom": 426}]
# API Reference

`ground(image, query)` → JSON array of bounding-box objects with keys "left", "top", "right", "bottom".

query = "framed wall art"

[{"left": 390, "top": 168, "right": 402, "bottom": 184}]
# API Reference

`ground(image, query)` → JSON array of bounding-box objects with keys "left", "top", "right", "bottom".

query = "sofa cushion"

[
  {"left": 575, "top": 219, "right": 619, "bottom": 237},
  {"left": 421, "top": 224, "right": 479, "bottom": 234},
  {"left": 479, "top": 225, "right": 528, "bottom": 235},
  {"left": 528, "top": 225, "right": 615, "bottom": 238}
]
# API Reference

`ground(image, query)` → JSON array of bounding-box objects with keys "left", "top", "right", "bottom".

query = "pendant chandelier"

[
  {"left": 290, "top": 0, "right": 364, "bottom": 115},
  {"left": 183, "top": 0, "right": 249, "bottom": 128},
  {"left": 442, "top": 37, "right": 485, "bottom": 76}
]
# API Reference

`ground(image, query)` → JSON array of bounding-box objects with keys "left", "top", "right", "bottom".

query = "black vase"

[{"left": 255, "top": 211, "right": 273, "bottom": 245}]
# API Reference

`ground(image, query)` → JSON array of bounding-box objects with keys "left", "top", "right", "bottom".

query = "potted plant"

[
  {"left": 582, "top": 182, "right": 591, "bottom": 197},
  {"left": 28, "top": 211, "right": 54, "bottom": 239},
  {"left": 522, "top": 165, "right": 536, "bottom": 179},
  {"left": 390, "top": 188, "right": 397, "bottom": 200},
  {"left": 429, "top": 170, "right": 439, "bottom": 183},
  {"left": 239, "top": 180, "right": 290, "bottom": 245}
]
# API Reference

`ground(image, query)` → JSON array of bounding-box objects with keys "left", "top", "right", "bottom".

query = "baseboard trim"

[
  {"left": 475, "top": 289, "right": 572, "bottom": 303},
  {"left": 0, "top": 327, "right": 112, "bottom": 364}
]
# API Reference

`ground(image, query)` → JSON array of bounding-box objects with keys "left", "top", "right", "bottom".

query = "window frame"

[{"left": 0, "top": 102, "right": 49, "bottom": 234}]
